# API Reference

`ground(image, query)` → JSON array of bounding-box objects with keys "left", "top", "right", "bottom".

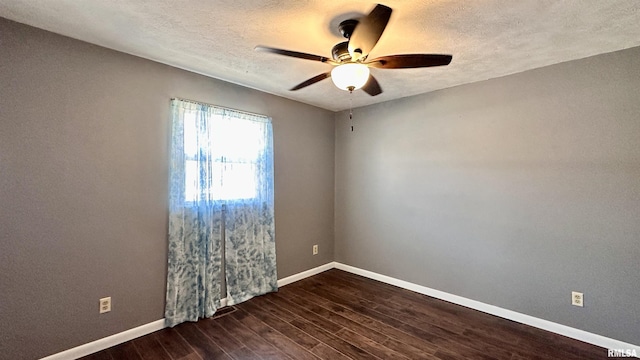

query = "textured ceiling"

[{"left": 1, "top": 1, "right": 640, "bottom": 111}]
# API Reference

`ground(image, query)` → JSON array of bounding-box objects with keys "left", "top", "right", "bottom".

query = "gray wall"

[
  {"left": 335, "top": 47, "right": 640, "bottom": 344},
  {"left": 0, "top": 18, "right": 334, "bottom": 359}
]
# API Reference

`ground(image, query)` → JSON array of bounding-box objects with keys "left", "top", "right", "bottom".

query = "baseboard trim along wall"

[
  {"left": 333, "top": 262, "right": 640, "bottom": 358},
  {"left": 277, "top": 262, "right": 336, "bottom": 287},
  {"left": 40, "top": 319, "right": 166, "bottom": 360},
  {"left": 39, "top": 263, "right": 335, "bottom": 360},
  {"left": 41, "top": 261, "right": 639, "bottom": 359}
]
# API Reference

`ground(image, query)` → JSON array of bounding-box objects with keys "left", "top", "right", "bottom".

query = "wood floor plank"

[
  {"left": 335, "top": 327, "right": 411, "bottom": 360},
  {"left": 263, "top": 291, "right": 344, "bottom": 334},
  {"left": 227, "top": 346, "right": 262, "bottom": 360},
  {"left": 289, "top": 317, "right": 379, "bottom": 360},
  {"left": 287, "top": 284, "right": 440, "bottom": 355},
  {"left": 514, "top": 324, "right": 607, "bottom": 359},
  {"left": 324, "top": 270, "right": 475, "bottom": 322},
  {"left": 288, "top": 291, "right": 440, "bottom": 359},
  {"left": 316, "top": 272, "right": 535, "bottom": 359},
  {"left": 195, "top": 317, "right": 244, "bottom": 354},
  {"left": 155, "top": 327, "right": 196, "bottom": 359},
  {"left": 131, "top": 333, "right": 172, "bottom": 360},
  {"left": 176, "top": 353, "right": 202, "bottom": 360},
  {"left": 107, "top": 342, "right": 142, "bottom": 360},
  {"left": 215, "top": 313, "right": 292, "bottom": 360},
  {"left": 433, "top": 348, "right": 483, "bottom": 360},
  {"left": 381, "top": 336, "right": 434, "bottom": 360},
  {"left": 431, "top": 333, "right": 510, "bottom": 360},
  {"left": 244, "top": 293, "right": 299, "bottom": 322},
  {"left": 77, "top": 269, "right": 607, "bottom": 360},
  {"left": 278, "top": 283, "right": 331, "bottom": 305},
  {"left": 316, "top": 271, "right": 467, "bottom": 339},
  {"left": 309, "top": 342, "right": 353, "bottom": 360},
  {"left": 324, "top": 270, "right": 605, "bottom": 360},
  {"left": 329, "top": 269, "right": 602, "bottom": 360},
  {"left": 238, "top": 298, "right": 320, "bottom": 350},
  {"left": 174, "top": 321, "right": 231, "bottom": 359},
  {"left": 231, "top": 308, "right": 319, "bottom": 360},
  {"left": 277, "top": 289, "right": 389, "bottom": 343},
  {"left": 78, "top": 350, "right": 113, "bottom": 360},
  {"left": 301, "top": 281, "right": 448, "bottom": 343}
]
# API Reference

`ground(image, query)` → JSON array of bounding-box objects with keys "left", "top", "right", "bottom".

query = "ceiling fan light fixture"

[
  {"left": 331, "top": 63, "right": 370, "bottom": 91},
  {"left": 256, "top": 4, "right": 452, "bottom": 97}
]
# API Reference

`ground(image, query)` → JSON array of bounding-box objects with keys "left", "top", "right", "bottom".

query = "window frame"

[{"left": 177, "top": 101, "right": 270, "bottom": 204}]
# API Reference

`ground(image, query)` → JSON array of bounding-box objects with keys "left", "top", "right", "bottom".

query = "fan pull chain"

[{"left": 349, "top": 90, "right": 354, "bottom": 132}]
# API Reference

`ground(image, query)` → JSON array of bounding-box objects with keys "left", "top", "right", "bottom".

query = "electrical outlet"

[
  {"left": 571, "top": 291, "right": 583, "bottom": 307},
  {"left": 99, "top": 297, "right": 111, "bottom": 314},
  {"left": 312, "top": 245, "right": 318, "bottom": 255}
]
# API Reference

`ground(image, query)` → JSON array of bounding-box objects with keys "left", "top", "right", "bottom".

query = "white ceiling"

[{"left": 1, "top": 1, "right": 640, "bottom": 111}]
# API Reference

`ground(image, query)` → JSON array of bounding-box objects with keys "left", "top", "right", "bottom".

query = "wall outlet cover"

[
  {"left": 571, "top": 291, "right": 584, "bottom": 307},
  {"left": 100, "top": 297, "right": 112, "bottom": 313}
]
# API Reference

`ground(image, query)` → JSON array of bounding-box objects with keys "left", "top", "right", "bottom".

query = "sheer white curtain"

[{"left": 165, "top": 99, "right": 276, "bottom": 327}]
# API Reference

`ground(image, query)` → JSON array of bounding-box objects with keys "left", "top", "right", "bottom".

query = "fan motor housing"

[
  {"left": 338, "top": 19, "right": 358, "bottom": 39},
  {"left": 333, "top": 19, "right": 361, "bottom": 62},
  {"left": 331, "top": 41, "right": 351, "bottom": 62}
]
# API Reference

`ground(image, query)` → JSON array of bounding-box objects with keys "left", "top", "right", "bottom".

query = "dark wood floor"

[{"left": 80, "top": 269, "right": 608, "bottom": 359}]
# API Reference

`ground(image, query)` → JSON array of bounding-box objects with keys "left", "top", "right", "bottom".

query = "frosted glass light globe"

[{"left": 331, "top": 63, "right": 370, "bottom": 91}]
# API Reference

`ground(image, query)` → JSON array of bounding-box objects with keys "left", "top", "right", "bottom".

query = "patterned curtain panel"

[{"left": 165, "top": 99, "right": 277, "bottom": 327}]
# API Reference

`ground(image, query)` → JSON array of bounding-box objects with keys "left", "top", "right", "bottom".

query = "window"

[
  {"left": 171, "top": 99, "right": 272, "bottom": 203},
  {"left": 166, "top": 99, "right": 277, "bottom": 325}
]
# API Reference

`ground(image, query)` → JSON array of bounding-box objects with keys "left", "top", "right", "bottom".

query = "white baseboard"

[
  {"left": 40, "top": 262, "right": 334, "bottom": 360},
  {"left": 334, "top": 262, "right": 640, "bottom": 358},
  {"left": 277, "top": 262, "right": 336, "bottom": 287},
  {"left": 42, "top": 261, "right": 638, "bottom": 359},
  {"left": 40, "top": 319, "right": 166, "bottom": 360}
]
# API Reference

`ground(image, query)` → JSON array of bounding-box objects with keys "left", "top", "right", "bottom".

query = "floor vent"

[{"left": 211, "top": 305, "right": 237, "bottom": 320}]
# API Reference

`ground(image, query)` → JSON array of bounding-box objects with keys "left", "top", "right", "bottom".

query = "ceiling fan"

[{"left": 255, "top": 3, "right": 452, "bottom": 96}]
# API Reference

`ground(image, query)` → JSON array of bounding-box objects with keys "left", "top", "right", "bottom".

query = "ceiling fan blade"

[
  {"left": 348, "top": 4, "right": 392, "bottom": 60},
  {"left": 362, "top": 74, "right": 382, "bottom": 96},
  {"left": 255, "top": 46, "right": 339, "bottom": 65},
  {"left": 365, "top": 54, "right": 452, "bottom": 69},
  {"left": 290, "top": 72, "right": 332, "bottom": 91}
]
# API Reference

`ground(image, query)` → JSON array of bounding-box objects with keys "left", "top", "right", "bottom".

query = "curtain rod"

[{"left": 171, "top": 97, "right": 269, "bottom": 119}]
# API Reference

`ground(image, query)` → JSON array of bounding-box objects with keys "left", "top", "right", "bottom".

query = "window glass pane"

[
  {"left": 183, "top": 111, "right": 197, "bottom": 158},
  {"left": 211, "top": 116, "right": 264, "bottom": 161},
  {"left": 179, "top": 104, "right": 268, "bottom": 202},
  {"left": 211, "top": 162, "right": 256, "bottom": 200},
  {"left": 185, "top": 160, "right": 199, "bottom": 202}
]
